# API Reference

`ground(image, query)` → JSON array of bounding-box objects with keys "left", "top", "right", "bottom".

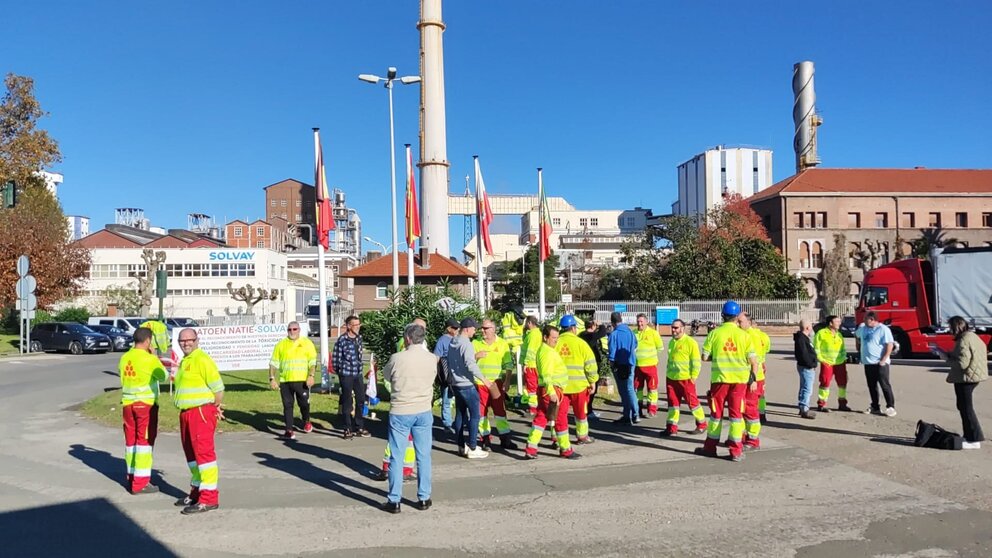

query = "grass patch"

[
  {"left": 81, "top": 369, "right": 389, "bottom": 434},
  {"left": 0, "top": 334, "right": 21, "bottom": 355},
  {"left": 80, "top": 368, "right": 623, "bottom": 433}
]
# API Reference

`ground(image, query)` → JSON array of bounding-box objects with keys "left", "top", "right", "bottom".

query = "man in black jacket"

[
  {"left": 793, "top": 320, "right": 818, "bottom": 419},
  {"left": 578, "top": 319, "right": 609, "bottom": 419}
]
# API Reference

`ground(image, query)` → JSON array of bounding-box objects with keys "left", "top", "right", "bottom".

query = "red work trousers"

[
  {"left": 634, "top": 365, "right": 660, "bottom": 414},
  {"left": 524, "top": 367, "right": 538, "bottom": 412},
  {"left": 743, "top": 379, "right": 765, "bottom": 448},
  {"left": 179, "top": 404, "right": 219, "bottom": 506},
  {"left": 818, "top": 363, "right": 849, "bottom": 407},
  {"left": 702, "top": 383, "right": 747, "bottom": 458},
  {"left": 122, "top": 402, "right": 158, "bottom": 492},
  {"left": 557, "top": 390, "right": 590, "bottom": 437},
  {"left": 665, "top": 379, "right": 706, "bottom": 434},
  {"left": 526, "top": 386, "right": 563, "bottom": 456}
]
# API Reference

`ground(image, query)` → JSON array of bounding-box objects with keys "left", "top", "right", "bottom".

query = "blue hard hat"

[
  {"left": 722, "top": 300, "right": 741, "bottom": 317},
  {"left": 559, "top": 314, "right": 578, "bottom": 328}
]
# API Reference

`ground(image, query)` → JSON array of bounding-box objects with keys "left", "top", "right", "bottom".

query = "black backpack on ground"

[{"left": 914, "top": 420, "right": 963, "bottom": 450}]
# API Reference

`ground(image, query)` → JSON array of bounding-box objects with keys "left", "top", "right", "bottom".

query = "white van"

[{"left": 87, "top": 317, "right": 150, "bottom": 335}]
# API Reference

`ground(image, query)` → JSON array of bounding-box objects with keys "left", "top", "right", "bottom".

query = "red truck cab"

[{"left": 856, "top": 253, "right": 991, "bottom": 357}]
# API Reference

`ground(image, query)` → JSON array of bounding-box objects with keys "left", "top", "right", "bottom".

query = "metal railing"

[{"left": 550, "top": 297, "right": 857, "bottom": 325}]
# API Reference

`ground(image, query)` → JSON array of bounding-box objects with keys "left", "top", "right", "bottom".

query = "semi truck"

[
  {"left": 855, "top": 247, "right": 992, "bottom": 357},
  {"left": 304, "top": 295, "right": 337, "bottom": 337}
]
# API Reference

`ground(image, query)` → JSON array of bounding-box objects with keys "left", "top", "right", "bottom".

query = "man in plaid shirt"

[{"left": 333, "top": 315, "right": 370, "bottom": 439}]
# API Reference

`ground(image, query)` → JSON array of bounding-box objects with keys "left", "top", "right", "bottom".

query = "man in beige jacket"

[{"left": 381, "top": 322, "right": 439, "bottom": 513}]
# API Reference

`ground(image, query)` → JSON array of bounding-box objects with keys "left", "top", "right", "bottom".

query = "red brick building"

[{"left": 341, "top": 252, "right": 477, "bottom": 312}]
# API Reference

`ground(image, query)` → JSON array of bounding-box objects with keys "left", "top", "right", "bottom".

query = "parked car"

[
  {"left": 87, "top": 324, "right": 133, "bottom": 352},
  {"left": 166, "top": 317, "right": 199, "bottom": 328},
  {"left": 813, "top": 316, "right": 857, "bottom": 338},
  {"left": 87, "top": 316, "right": 148, "bottom": 335},
  {"left": 30, "top": 322, "right": 112, "bottom": 354}
]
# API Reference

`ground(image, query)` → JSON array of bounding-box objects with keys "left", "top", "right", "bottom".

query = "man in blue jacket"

[{"left": 608, "top": 312, "right": 638, "bottom": 425}]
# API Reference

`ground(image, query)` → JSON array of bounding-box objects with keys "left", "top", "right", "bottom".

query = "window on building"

[
  {"left": 590, "top": 218, "right": 598, "bottom": 227},
  {"left": 625, "top": 217, "right": 636, "bottom": 227},
  {"left": 879, "top": 242, "right": 890, "bottom": 265},
  {"left": 579, "top": 218, "right": 588, "bottom": 227},
  {"left": 901, "top": 212, "right": 915, "bottom": 228},
  {"left": 929, "top": 212, "right": 941, "bottom": 228},
  {"left": 233, "top": 226, "right": 243, "bottom": 237},
  {"left": 256, "top": 240, "right": 265, "bottom": 248},
  {"left": 983, "top": 213, "right": 992, "bottom": 227},
  {"left": 552, "top": 217, "right": 561, "bottom": 227},
  {"left": 296, "top": 200, "right": 301, "bottom": 207},
  {"left": 331, "top": 265, "right": 340, "bottom": 289},
  {"left": 295, "top": 214, "right": 301, "bottom": 222},
  {"left": 720, "top": 150, "right": 727, "bottom": 191},
  {"left": 799, "top": 241, "right": 811, "bottom": 269},
  {"left": 815, "top": 212, "right": 826, "bottom": 228},
  {"left": 280, "top": 200, "right": 287, "bottom": 207},
  {"left": 848, "top": 212, "right": 861, "bottom": 228},
  {"left": 794, "top": 213, "right": 804, "bottom": 228},
  {"left": 811, "top": 241, "right": 824, "bottom": 268},
  {"left": 270, "top": 200, "right": 276, "bottom": 207},
  {"left": 375, "top": 282, "right": 388, "bottom": 299},
  {"left": 875, "top": 212, "right": 888, "bottom": 228},
  {"left": 956, "top": 212, "right": 968, "bottom": 227},
  {"left": 256, "top": 226, "right": 264, "bottom": 236}
]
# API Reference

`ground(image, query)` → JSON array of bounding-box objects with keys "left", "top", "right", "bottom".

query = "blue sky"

[{"left": 6, "top": 1, "right": 991, "bottom": 255}]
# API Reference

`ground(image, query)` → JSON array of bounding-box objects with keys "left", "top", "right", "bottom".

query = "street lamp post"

[
  {"left": 363, "top": 236, "right": 390, "bottom": 254},
  {"left": 358, "top": 68, "right": 421, "bottom": 294}
]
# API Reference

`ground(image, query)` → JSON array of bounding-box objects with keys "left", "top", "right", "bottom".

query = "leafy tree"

[
  {"left": 358, "top": 285, "right": 481, "bottom": 369},
  {"left": 490, "top": 245, "right": 560, "bottom": 309},
  {"left": 0, "top": 74, "right": 89, "bottom": 311},
  {"left": 911, "top": 226, "right": 959, "bottom": 259},
  {"left": 103, "top": 283, "right": 142, "bottom": 315},
  {"left": 820, "top": 233, "right": 853, "bottom": 314},
  {"left": 1, "top": 74, "right": 61, "bottom": 186}
]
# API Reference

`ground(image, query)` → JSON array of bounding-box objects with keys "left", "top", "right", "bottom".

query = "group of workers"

[{"left": 112, "top": 301, "right": 838, "bottom": 516}]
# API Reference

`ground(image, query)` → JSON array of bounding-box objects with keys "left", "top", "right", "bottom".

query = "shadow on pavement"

[
  {"left": 869, "top": 435, "right": 916, "bottom": 447},
  {"left": 285, "top": 439, "right": 382, "bottom": 478},
  {"left": 764, "top": 419, "right": 878, "bottom": 438},
  {"left": 253, "top": 451, "right": 386, "bottom": 508},
  {"left": 67, "top": 444, "right": 185, "bottom": 498},
  {"left": 221, "top": 409, "right": 283, "bottom": 435},
  {"left": 0, "top": 498, "right": 177, "bottom": 557}
]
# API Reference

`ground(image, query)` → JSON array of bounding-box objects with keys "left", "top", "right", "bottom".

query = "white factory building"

[{"left": 672, "top": 146, "right": 774, "bottom": 220}]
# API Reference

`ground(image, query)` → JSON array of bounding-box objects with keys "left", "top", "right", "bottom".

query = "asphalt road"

[{"left": 1, "top": 339, "right": 991, "bottom": 557}]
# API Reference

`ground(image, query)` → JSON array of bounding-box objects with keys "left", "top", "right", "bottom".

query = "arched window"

[
  {"left": 375, "top": 282, "right": 388, "bottom": 300},
  {"left": 800, "top": 241, "right": 811, "bottom": 269},
  {"left": 811, "top": 241, "right": 824, "bottom": 268}
]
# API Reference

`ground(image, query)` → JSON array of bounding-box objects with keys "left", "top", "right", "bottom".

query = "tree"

[
  {"left": 137, "top": 248, "right": 167, "bottom": 316},
  {"left": 0, "top": 187, "right": 91, "bottom": 309},
  {"left": 104, "top": 283, "right": 142, "bottom": 315},
  {"left": 820, "top": 233, "right": 853, "bottom": 314},
  {"left": 911, "top": 226, "right": 959, "bottom": 260},
  {"left": 0, "top": 74, "right": 87, "bottom": 311},
  {"left": 1, "top": 74, "right": 61, "bottom": 187},
  {"left": 490, "top": 245, "right": 561, "bottom": 309},
  {"left": 227, "top": 282, "right": 277, "bottom": 315}
]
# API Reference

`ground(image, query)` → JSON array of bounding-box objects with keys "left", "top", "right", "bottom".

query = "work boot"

[
  {"left": 560, "top": 451, "right": 582, "bottom": 460},
  {"left": 131, "top": 484, "right": 159, "bottom": 495},
  {"left": 730, "top": 453, "right": 745, "bottom": 463},
  {"left": 691, "top": 424, "right": 708, "bottom": 434},
  {"left": 694, "top": 447, "right": 718, "bottom": 458},
  {"left": 759, "top": 414, "right": 767, "bottom": 425},
  {"left": 499, "top": 434, "right": 519, "bottom": 450},
  {"left": 837, "top": 399, "right": 853, "bottom": 412},
  {"left": 575, "top": 436, "right": 595, "bottom": 445},
  {"left": 181, "top": 503, "right": 219, "bottom": 515},
  {"left": 175, "top": 496, "right": 197, "bottom": 507},
  {"left": 372, "top": 469, "right": 388, "bottom": 482},
  {"left": 480, "top": 435, "right": 492, "bottom": 451},
  {"left": 659, "top": 428, "right": 675, "bottom": 437},
  {"left": 799, "top": 409, "right": 817, "bottom": 420}
]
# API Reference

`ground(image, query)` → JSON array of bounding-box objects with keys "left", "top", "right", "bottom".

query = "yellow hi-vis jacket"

[
  {"left": 119, "top": 347, "right": 168, "bottom": 406},
  {"left": 141, "top": 320, "right": 170, "bottom": 356},
  {"left": 536, "top": 343, "right": 567, "bottom": 389},
  {"left": 522, "top": 327, "right": 543, "bottom": 368},
  {"left": 472, "top": 337, "right": 513, "bottom": 383},
  {"left": 174, "top": 348, "right": 224, "bottom": 410},
  {"left": 666, "top": 335, "right": 701, "bottom": 381},
  {"left": 814, "top": 327, "right": 847, "bottom": 365},
  {"left": 500, "top": 312, "right": 524, "bottom": 349},
  {"left": 702, "top": 322, "right": 756, "bottom": 384},
  {"left": 556, "top": 331, "right": 599, "bottom": 394},
  {"left": 269, "top": 336, "right": 318, "bottom": 382},
  {"left": 745, "top": 327, "right": 771, "bottom": 381},
  {"left": 634, "top": 327, "right": 664, "bottom": 367}
]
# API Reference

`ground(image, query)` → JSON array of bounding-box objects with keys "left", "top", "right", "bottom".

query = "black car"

[
  {"left": 30, "top": 322, "right": 112, "bottom": 354},
  {"left": 813, "top": 316, "right": 858, "bottom": 338},
  {"left": 87, "top": 324, "right": 133, "bottom": 352}
]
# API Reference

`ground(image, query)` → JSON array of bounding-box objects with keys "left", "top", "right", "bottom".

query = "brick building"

[
  {"left": 264, "top": 179, "right": 315, "bottom": 230},
  {"left": 224, "top": 217, "right": 299, "bottom": 252},
  {"left": 340, "top": 252, "right": 476, "bottom": 312},
  {"left": 749, "top": 168, "right": 992, "bottom": 297}
]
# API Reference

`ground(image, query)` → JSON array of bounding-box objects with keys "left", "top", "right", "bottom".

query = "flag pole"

[
  {"left": 313, "top": 128, "right": 330, "bottom": 390},
  {"left": 537, "top": 168, "right": 546, "bottom": 322},
  {"left": 474, "top": 156, "right": 485, "bottom": 313},
  {"left": 406, "top": 144, "right": 415, "bottom": 298}
]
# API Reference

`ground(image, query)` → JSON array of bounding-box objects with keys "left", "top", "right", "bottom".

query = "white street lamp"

[
  {"left": 358, "top": 67, "right": 422, "bottom": 293},
  {"left": 363, "top": 236, "right": 390, "bottom": 254}
]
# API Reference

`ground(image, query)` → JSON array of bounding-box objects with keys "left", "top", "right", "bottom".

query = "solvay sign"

[{"left": 208, "top": 251, "right": 255, "bottom": 261}]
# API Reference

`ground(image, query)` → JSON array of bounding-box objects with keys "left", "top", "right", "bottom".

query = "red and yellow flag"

[
  {"left": 314, "top": 130, "right": 335, "bottom": 249},
  {"left": 405, "top": 146, "right": 420, "bottom": 247}
]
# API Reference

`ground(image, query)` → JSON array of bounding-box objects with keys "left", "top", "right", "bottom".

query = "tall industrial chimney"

[
  {"left": 792, "top": 61, "right": 823, "bottom": 173},
  {"left": 418, "top": 0, "right": 450, "bottom": 257}
]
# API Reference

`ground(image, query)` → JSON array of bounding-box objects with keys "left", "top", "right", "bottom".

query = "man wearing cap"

[
  {"left": 446, "top": 318, "right": 494, "bottom": 459},
  {"left": 434, "top": 318, "right": 460, "bottom": 432},
  {"left": 695, "top": 301, "right": 759, "bottom": 463},
  {"left": 268, "top": 321, "right": 317, "bottom": 440}
]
